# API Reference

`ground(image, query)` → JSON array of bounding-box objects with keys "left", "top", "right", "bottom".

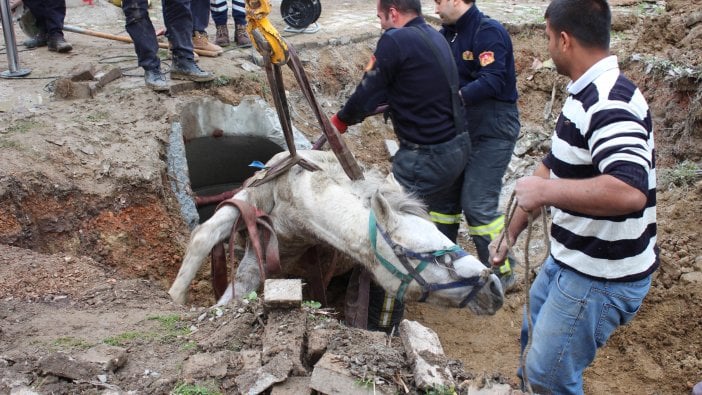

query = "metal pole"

[{"left": 0, "top": 0, "right": 31, "bottom": 78}]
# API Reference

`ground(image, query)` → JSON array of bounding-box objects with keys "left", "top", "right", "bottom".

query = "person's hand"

[
  {"left": 489, "top": 235, "right": 511, "bottom": 267},
  {"left": 330, "top": 113, "right": 347, "bottom": 134},
  {"left": 514, "top": 175, "right": 546, "bottom": 212}
]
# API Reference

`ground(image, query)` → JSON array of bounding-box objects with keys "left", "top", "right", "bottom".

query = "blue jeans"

[{"left": 520, "top": 256, "right": 651, "bottom": 394}]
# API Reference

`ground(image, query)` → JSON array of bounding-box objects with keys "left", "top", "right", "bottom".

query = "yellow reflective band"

[
  {"left": 429, "top": 211, "right": 463, "bottom": 225},
  {"left": 498, "top": 260, "right": 512, "bottom": 274},
  {"left": 468, "top": 215, "right": 505, "bottom": 238},
  {"left": 380, "top": 295, "right": 395, "bottom": 327}
]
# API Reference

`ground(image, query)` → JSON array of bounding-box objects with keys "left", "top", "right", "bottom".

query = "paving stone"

[{"left": 264, "top": 278, "right": 303, "bottom": 307}]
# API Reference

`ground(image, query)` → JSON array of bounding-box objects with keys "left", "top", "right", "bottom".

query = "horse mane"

[{"left": 315, "top": 152, "right": 428, "bottom": 219}]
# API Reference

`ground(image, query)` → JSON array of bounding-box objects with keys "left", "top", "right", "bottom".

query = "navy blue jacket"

[
  {"left": 440, "top": 6, "right": 518, "bottom": 105},
  {"left": 337, "top": 17, "right": 459, "bottom": 145}
]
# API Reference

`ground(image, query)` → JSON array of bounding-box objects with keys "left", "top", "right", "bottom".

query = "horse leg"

[
  {"left": 210, "top": 242, "right": 228, "bottom": 300},
  {"left": 168, "top": 202, "right": 244, "bottom": 304},
  {"left": 214, "top": 238, "right": 261, "bottom": 306}
]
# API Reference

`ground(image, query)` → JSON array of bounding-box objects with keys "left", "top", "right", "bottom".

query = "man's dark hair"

[
  {"left": 545, "top": 0, "right": 611, "bottom": 49},
  {"left": 379, "top": 0, "right": 421, "bottom": 17}
]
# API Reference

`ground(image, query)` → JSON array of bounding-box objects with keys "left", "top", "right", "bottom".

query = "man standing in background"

[
  {"left": 211, "top": 0, "right": 251, "bottom": 46},
  {"left": 22, "top": 0, "right": 72, "bottom": 52}
]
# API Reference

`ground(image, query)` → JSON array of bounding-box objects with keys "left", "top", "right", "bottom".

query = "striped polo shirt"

[{"left": 543, "top": 55, "right": 658, "bottom": 281}]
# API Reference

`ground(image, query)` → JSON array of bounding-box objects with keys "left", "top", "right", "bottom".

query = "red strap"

[{"left": 214, "top": 199, "right": 282, "bottom": 285}]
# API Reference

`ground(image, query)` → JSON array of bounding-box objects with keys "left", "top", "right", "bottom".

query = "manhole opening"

[
  {"left": 167, "top": 97, "right": 311, "bottom": 228},
  {"left": 187, "top": 135, "right": 283, "bottom": 222}
]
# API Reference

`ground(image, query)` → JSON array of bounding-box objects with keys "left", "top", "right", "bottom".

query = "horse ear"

[
  {"left": 384, "top": 173, "right": 402, "bottom": 191},
  {"left": 371, "top": 189, "right": 395, "bottom": 226}
]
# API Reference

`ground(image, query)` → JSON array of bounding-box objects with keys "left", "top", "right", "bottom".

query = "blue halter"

[{"left": 369, "top": 209, "right": 487, "bottom": 307}]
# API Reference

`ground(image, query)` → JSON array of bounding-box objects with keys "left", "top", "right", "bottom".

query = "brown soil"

[{"left": 1, "top": 0, "right": 701, "bottom": 394}]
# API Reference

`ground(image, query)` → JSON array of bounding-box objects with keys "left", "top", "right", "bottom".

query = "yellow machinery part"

[{"left": 245, "top": 0, "right": 289, "bottom": 65}]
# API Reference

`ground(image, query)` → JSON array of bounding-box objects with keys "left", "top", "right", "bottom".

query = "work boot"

[
  {"left": 234, "top": 24, "right": 251, "bottom": 47},
  {"left": 215, "top": 24, "right": 230, "bottom": 46},
  {"left": 192, "top": 31, "right": 223, "bottom": 54},
  {"left": 170, "top": 58, "right": 215, "bottom": 82},
  {"left": 24, "top": 32, "right": 48, "bottom": 48},
  {"left": 47, "top": 35, "right": 73, "bottom": 53},
  {"left": 144, "top": 68, "right": 169, "bottom": 91}
]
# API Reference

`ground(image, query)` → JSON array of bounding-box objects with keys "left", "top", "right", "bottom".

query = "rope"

[{"left": 497, "top": 191, "right": 550, "bottom": 395}]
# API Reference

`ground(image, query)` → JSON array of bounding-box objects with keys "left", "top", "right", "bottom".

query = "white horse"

[{"left": 168, "top": 150, "right": 503, "bottom": 315}]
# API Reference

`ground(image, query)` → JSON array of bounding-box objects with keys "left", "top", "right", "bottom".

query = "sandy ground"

[{"left": 1, "top": 0, "right": 701, "bottom": 393}]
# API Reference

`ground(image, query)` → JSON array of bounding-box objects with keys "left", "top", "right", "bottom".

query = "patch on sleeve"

[
  {"left": 462, "top": 50, "right": 474, "bottom": 61},
  {"left": 364, "top": 55, "right": 376, "bottom": 72},
  {"left": 478, "top": 51, "right": 495, "bottom": 67}
]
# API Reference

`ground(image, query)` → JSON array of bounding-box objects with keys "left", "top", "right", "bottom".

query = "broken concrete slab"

[
  {"left": 310, "top": 353, "right": 387, "bottom": 395},
  {"left": 264, "top": 279, "right": 303, "bottom": 308},
  {"left": 95, "top": 68, "right": 123, "bottom": 89},
  {"left": 462, "top": 380, "right": 522, "bottom": 395},
  {"left": 270, "top": 376, "right": 312, "bottom": 395},
  {"left": 182, "top": 351, "right": 232, "bottom": 381},
  {"left": 53, "top": 79, "right": 96, "bottom": 100},
  {"left": 8, "top": 385, "right": 40, "bottom": 395},
  {"left": 38, "top": 352, "right": 98, "bottom": 381},
  {"left": 69, "top": 64, "right": 96, "bottom": 81},
  {"left": 306, "top": 328, "right": 333, "bottom": 365},
  {"left": 79, "top": 344, "right": 127, "bottom": 372},
  {"left": 234, "top": 352, "right": 293, "bottom": 395},
  {"left": 399, "top": 320, "right": 454, "bottom": 390}
]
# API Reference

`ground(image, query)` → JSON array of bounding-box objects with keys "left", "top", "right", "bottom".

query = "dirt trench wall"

[{"left": 0, "top": 162, "right": 188, "bottom": 286}]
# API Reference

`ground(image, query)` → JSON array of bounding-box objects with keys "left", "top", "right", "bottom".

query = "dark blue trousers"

[
  {"left": 23, "top": 0, "right": 66, "bottom": 38},
  {"left": 392, "top": 132, "right": 472, "bottom": 242},
  {"left": 210, "top": 0, "right": 246, "bottom": 26},
  {"left": 191, "top": 0, "right": 210, "bottom": 32},
  {"left": 462, "top": 99, "right": 520, "bottom": 266},
  {"left": 122, "top": 0, "right": 195, "bottom": 70}
]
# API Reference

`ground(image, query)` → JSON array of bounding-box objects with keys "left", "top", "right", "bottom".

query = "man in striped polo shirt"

[{"left": 489, "top": 0, "right": 658, "bottom": 393}]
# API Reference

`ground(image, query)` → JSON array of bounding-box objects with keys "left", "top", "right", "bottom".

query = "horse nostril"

[{"left": 489, "top": 278, "right": 502, "bottom": 296}]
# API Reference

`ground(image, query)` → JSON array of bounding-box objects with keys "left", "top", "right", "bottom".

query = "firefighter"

[
  {"left": 435, "top": 0, "right": 520, "bottom": 290},
  {"left": 331, "top": 0, "right": 470, "bottom": 332}
]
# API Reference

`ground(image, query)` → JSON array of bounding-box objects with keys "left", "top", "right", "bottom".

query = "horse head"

[{"left": 366, "top": 175, "right": 504, "bottom": 315}]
